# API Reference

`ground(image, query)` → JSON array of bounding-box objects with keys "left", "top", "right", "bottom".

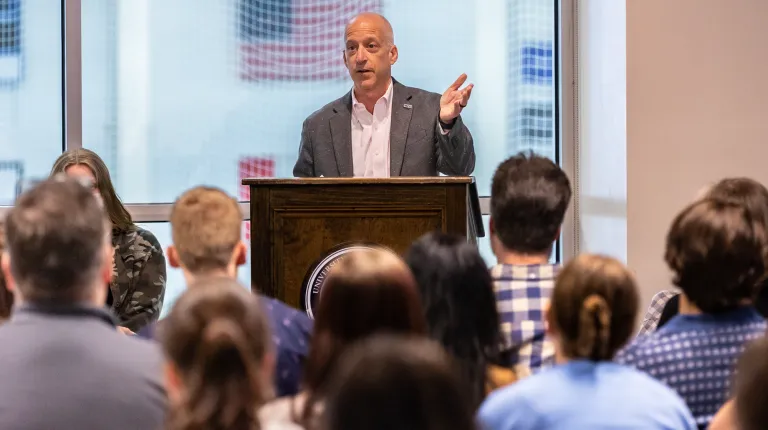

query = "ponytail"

[
  {"left": 575, "top": 294, "right": 612, "bottom": 361},
  {"left": 169, "top": 318, "right": 265, "bottom": 430}
]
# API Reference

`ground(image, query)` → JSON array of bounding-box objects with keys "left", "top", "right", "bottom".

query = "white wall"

[{"left": 626, "top": 0, "right": 768, "bottom": 307}]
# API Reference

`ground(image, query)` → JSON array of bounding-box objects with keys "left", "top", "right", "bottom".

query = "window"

[
  {"left": 80, "top": 0, "right": 559, "bottom": 202},
  {"left": 0, "top": 0, "right": 63, "bottom": 207}
]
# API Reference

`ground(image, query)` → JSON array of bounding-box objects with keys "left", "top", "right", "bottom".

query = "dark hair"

[
  {"left": 490, "top": 151, "right": 571, "bottom": 255},
  {"left": 324, "top": 335, "right": 477, "bottom": 430},
  {"left": 405, "top": 232, "right": 503, "bottom": 409},
  {"left": 0, "top": 221, "right": 13, "bottom": 319},
  {"left": 160, "top": 278, "right": 271, "bottom": 430},
  {"left": 51, "top": 148, "right": 134, "bottom": 231},
  {"left": 734, "top": 337, "right": 768, "bottom": 430},
  {"left": 300, "top": 248, "right": 426, "bottom": 425},
  {"left": 665, "top": 198, "right": 766, "bottom": 313},
  {"left": 550, "top": 254, "right": 639, "bottom": 361},
  {"left": 5, "top": 177, "right": 108, "bottom": 302}
]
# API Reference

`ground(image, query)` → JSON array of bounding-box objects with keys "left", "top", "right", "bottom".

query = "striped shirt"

[
  {"left": 616, "top": 307, "right": 766, "bottom": 428},
  {"left": 491, "top": 263, "right": 559, "bottom": 374}
]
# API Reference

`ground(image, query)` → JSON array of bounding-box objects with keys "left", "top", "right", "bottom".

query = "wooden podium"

[{"left": 242, "top": 177, "right": 484, "bottom": 312}]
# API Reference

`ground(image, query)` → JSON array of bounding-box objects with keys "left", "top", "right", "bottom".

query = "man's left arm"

[
  {"left": 435, "top": 73, "right": 476, "bottom": 176},
  {"left": 120, "top": 234, "right": 167, "bottom": 332}
]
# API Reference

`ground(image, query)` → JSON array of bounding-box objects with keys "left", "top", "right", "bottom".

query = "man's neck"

[
  {"left": 679, "top": 294, "right": 702, "bottom": 315},
  {"left": 353, "top": 79, "right": 391, "bottom": 113},
  {"left": 182, "top": 267, "right": 236, "bottom": 287},
  {"left": 495, "top": 250, "right": 551, "bottom": 266}
]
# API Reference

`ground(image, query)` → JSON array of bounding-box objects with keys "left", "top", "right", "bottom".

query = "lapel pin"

[{"left": 403, "top": 103, "right": 412, "bottom": 109}]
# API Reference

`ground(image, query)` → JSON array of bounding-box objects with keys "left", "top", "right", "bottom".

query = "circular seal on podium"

[{"left": 300, "top": 242, "right": 384, "bottom": 319}]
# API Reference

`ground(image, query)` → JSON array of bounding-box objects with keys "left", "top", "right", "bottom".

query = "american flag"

[
  {"left": 239, "top": 156, "right": 276, "bottom": 240},
  {"left": 239, "top": 0, "right": 382, "bottom": 81}
]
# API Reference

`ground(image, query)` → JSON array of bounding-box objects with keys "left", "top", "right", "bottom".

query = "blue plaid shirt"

[
  {"left": 491, "top": 263, "right": 559, "bottom": 374},
  {"left": 616, "top": 307, "right": 766, "bottom": 428}
]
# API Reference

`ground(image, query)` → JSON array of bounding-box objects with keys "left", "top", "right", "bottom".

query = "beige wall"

[{"left": 627, "top": 0, "right": 768, "bottom": 305}]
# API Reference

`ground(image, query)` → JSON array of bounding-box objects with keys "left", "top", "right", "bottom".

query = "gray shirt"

[{"left": 0, "top": 304, "right": 166, "bottom": 430}]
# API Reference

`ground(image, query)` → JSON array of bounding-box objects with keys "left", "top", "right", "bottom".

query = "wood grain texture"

[{"left": 247, "top": 180, "right": 481, "bottom": 308}]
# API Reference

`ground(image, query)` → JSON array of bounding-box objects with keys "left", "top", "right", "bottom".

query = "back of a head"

[
  {"left": 325, "top": 335, "right": 476, "bottom": 430},
  {"left": 490, "top": 152, "right": 572, "bottom": 254},
  {"left": 170, "top": 187, "right": 242, "bottom": 274},
  {"left": 4, "top": 177, "right": 107, "bottom": 303},
  {"left": 665, "top": 198, "right": 766, "bottom": 313},
  {"left": 303, "top": 248, "right": 426, "bottom": 397},
  {"left": 160, "top": 278, "right": 271, "bottom": 430},
  {"left": 734, "top": 337, "right": 768, "bottom": 430},
  {"left": 405, "top": 232, "right": 501, "bottom": 407},
  {"left": 551, "top": 254, "right": 639, "bottom": 361}
]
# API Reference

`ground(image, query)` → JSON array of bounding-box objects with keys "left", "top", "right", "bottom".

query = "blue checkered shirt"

[
  {"left": 616, "top": 307, "right": 766, "bottom": 428},
  {"left": 491, "top": 263, "right": 558, "bottom": 374},
  {"left": 638, "top": 289, "right": 679, "bottom": 336}
]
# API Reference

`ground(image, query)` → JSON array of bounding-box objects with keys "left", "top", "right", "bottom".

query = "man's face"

[{"left": 344, "top": 17, "right": 396, "bottom": 91}]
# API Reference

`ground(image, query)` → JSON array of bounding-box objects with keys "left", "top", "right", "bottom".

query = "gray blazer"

[
  {"left": 0, "top": 305, "right": 166, "bottom": 430},
  {"left": 293, "top": 80, "right": 475, "bottom": 177}
]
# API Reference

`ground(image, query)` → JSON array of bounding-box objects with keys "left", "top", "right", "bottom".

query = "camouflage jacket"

[{"left": 110, "top": 225, "right": 166, "bottom": 332}]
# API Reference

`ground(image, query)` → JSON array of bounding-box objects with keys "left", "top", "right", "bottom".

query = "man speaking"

[{"left": 293, "top": 13, "right": 475, "bottom": 178}]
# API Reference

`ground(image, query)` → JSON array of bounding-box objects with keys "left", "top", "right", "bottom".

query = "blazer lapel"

[
  {"left": 389, "top": 81, "right": 414, "bottom": 176},
  {"left": 329, "top": 92, "right": 354, "bottom": 177}
]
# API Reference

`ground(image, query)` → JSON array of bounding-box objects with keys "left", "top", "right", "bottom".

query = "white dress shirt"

[{"left": 351, "top": 81, "right": 393, "bottom": 178}]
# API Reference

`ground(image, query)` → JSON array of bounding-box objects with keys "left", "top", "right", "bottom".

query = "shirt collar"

[{"left": 351, "top": 80, "right": 394, "bottom": 110}]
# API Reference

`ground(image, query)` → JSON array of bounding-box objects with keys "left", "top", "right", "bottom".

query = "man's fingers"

[
  {"left": 462, "top": 85, "right": 474, "bottom": 103},
  {"left": 448, "top": 73, "right": 468, "bottom": 91}
]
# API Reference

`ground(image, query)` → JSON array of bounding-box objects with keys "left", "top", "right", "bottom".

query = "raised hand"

[{"left": 439, "top": 73, "right": 474, "bottom": 123}]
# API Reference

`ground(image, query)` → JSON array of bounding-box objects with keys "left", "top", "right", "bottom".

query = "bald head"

[
  {"left": 345, "top": 13, "right": 394, "bottom": 46},
  {"left": 343, "top": 12, "right": 398, "bottom": 96}
]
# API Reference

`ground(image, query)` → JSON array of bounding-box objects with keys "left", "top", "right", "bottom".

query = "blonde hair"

[
  {"left": 170, "top": 187, "right": 242, "bottom": 274},
  {"left": 50, "top": 148, "right": 133, "bottom": 231},
  {"left": 550, "top": 254, "right": 639, "bottom": 361}
]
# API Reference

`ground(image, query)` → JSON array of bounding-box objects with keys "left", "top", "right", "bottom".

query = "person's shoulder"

[
  {"left": 131, "top": 225, "right": 163, "bottom": 253},
  {"left": 479, "top": 375, "right": 541, "bottom": 430},
  {"left": 611, "top": 364, "right": 695, "bottom": 419},
  {"left": 260, "top": 296, "right": 313, "bottom": 338},
  {"left": 304, "top": 92, "right": 350, "bottom": 125},
  {"left": 393, "top": 80, "right": 440, "bottom": 104}
]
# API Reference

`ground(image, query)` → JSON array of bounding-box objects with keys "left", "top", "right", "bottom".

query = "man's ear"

[
  {"left": 489, "top": 217, "right": 496, "bottom": 236},
  {"left": 167, "top": 245, "right": 181, "bottom": 269},
  {"left": 389, "top": 44, "right": 398, "bottom": 65},
  {"left": 164, "top": 361, "right": 183, "bottom": 404},
  {"left": 1, "top": 252, "right": 15, "bottom": 293},
  {"left": 234, "top": 241, "right": 247, "bottom": 267}
]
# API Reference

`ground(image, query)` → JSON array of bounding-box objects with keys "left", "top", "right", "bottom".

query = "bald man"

[{"left": 293, "top": 13, "right": 475, "bottom": 178}]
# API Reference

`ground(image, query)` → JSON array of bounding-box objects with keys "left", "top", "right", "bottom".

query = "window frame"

[{"left": 1, "top": 0, "right": 578, "bottom": 263}]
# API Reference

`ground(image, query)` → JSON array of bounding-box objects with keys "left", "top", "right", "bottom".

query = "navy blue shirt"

[{"left": 138, "top": 294, "right": 313, "bottom": 397}]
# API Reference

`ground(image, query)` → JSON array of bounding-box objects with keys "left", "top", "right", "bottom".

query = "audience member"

[
  {"left": 0, "top": 177, "right": 165, "bottom": 429},
  {"left": 616, "top": 198, "right": 767, "bottom": 428},
  {"left": 324, "top": 335, "right": 477, "bottom": 430},
  {"left": 405, "top": 232, "right": 518, "bottom": 409},
  {"left": 709, "top": 337, "right": 768, "bottom": 430},
  {"left": 138, "top": 186, "right": 312, "bottom": 397},
  {"left": 489, "top": 151, "right": 572, "bottom": 373},
  {"left": 51, "top": 148, "right": 166, "bottom": 332},
  {"left": 259, "top": 248, "right": 426, "bottom": 429},
  {"left": 639, "top": 177, "right": 768, "bottom": 335},
  {"left": 161, "top": 278, "right": 274, "bottom": 430},
  {"left": 0, "top": 221, "right": 13, "bottom": 321},
  {"left": 478, "top": 254, "right": 696, "bottom": 430}
]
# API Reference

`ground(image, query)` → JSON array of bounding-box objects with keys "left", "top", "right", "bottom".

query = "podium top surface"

[{"left": 242, "top": 176, "right": 475, "bottom": 186}]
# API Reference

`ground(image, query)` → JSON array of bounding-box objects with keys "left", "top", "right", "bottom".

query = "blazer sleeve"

[
  {"left": 293, "top": 119, "right": 315, "bottom": 177},
  {"left": 434, "top": 115, "right": 476, "bottom": 176}
]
